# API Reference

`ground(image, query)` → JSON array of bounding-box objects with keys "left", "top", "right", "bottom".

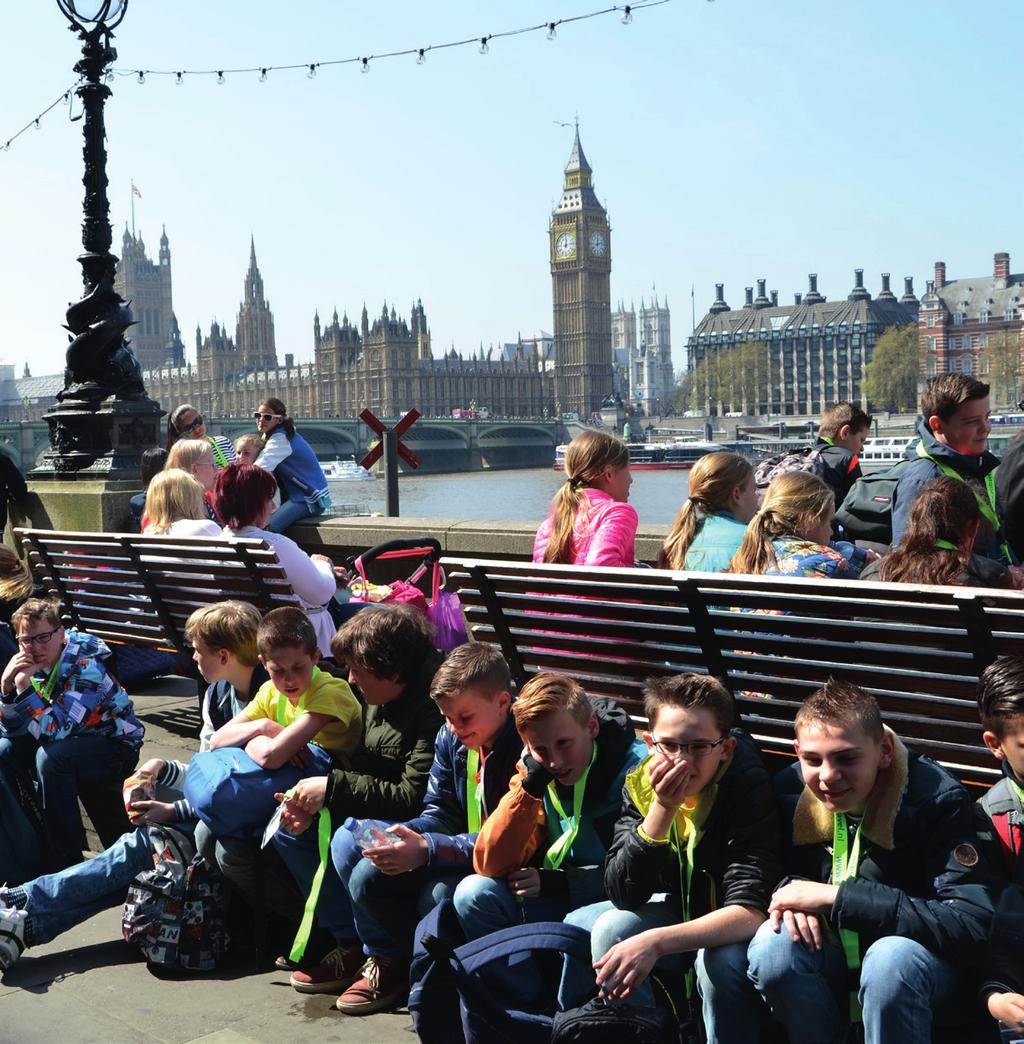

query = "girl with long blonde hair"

[
  {"left": 534, "top": 430, "right": 638, "bottom": 567},
  {"left": 728, "top": 471, "right": 868, "bottom": 579},
  {"left": 142, "top": 469, "right": 221, "bottom": 536},
  {"left": 658, "top": 452, "right": 757, "bottom": 571}
]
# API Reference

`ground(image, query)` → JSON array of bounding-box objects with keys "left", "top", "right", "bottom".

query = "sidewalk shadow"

[{"left": 4, "top": 939, "right": 136, "bottom": 993}]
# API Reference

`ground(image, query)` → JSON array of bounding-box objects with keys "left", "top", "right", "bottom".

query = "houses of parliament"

[{"left": 11, "top": 134, "right": 616, "bottom": 424}]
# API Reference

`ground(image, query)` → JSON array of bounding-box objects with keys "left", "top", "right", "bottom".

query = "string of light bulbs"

[
  {"left": 2, "top": 0, "right": 678, "bottom": 150},
  {"left": 2, "top": 81, "right": 83, "bottom": 153}
]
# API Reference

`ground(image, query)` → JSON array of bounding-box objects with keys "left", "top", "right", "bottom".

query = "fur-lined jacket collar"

[{"left": 792, "top": 726, "right": 909, "bottom": 852}]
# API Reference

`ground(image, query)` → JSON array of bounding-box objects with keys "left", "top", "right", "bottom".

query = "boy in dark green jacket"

[{"left": 746, "top": 678, "right": 996, "bottom": 1044}]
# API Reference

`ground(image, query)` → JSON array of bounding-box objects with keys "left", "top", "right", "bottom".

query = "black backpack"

[{"left": 835, "top": 459, "right": 911, "bottom": 544}]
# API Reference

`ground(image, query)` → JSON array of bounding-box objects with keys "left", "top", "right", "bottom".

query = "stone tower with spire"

[
  {"left": 549, "top": 128, "right": 613, "bottom": 418},
  {"left": 633, "top": 294, "right": 674, "bottom": 415},
  {"left": 113, "top": 224, "right": 174, "bottom": 371},
  {"left": 236, "top": 237, "right": 277, "bottom": 372}
]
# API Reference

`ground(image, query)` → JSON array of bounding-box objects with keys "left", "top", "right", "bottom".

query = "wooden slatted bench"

[
  {"left": 441, "top": 557, "right": 1024, "bottom": 789},
  {"left": 15, "top": 528, "right": 300, "bottom": 656}
]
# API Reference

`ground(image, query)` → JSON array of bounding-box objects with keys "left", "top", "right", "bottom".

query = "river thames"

[{"left": 329, "top": 467, "right": 691, "bottom": 525}]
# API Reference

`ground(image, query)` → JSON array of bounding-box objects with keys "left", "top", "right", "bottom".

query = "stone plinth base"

[{"left": 13, "top": 478, "right": 142, "bottom": 538}]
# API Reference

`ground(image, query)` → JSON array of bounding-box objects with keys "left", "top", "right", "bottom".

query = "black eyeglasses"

[
  {"left": 651, "top": 736, "right": 729, "bottom": 760},
  {"left": 17, "top": 626, "right": 62, "bottom": 648},
  {"left": 178, "top": 414, "right": 204, "bottom": 435},
  {"left": 253, "top": 412, "right": 284, "bottom": 423}
]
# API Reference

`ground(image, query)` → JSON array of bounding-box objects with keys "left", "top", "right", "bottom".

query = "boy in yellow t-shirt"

[{"left": 210, "top": 606, "right": 360, "bottom": 767}]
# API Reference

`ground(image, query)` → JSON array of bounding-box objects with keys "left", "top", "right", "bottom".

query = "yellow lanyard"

[
  {"left": 207, "top": 435, "right": 230, "bottom": 469},
  {"left": 31, "top": 658, "right": 62, "bottom": 703},
  {"left": 467, "top": 748, "right": 483, "bottom": 833},
  {"left": 832, "top": 812, "right": 865, "bottom": 1022},
  {"left": 543, "top": 743, "right": 597, "bottom": 870}
]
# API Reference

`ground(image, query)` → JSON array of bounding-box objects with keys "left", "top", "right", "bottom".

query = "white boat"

[
  {"left": 321, "top": 456, "right": 376, "bottom": 481},
  {"left": 859, "top": 436, "right": 914, "bottom": 470}
]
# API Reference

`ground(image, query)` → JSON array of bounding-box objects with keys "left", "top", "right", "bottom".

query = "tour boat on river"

[
  {"left": 321, "top": 457, "right": 376, "bottom": 481},
  {"left": 553, "top": 438, "right": 725, "bottom": 471}
]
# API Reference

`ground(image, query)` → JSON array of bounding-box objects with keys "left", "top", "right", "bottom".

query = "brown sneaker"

[
  {"left": 334, "top": 956, "right": 410, "bottom": 1015},
  {"left": 289, "top": 941, "right": 364, "bottom": 994}
]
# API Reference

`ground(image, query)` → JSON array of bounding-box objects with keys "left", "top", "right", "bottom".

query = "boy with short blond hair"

[
  {"left": 454, "top": 672, "right": 646, "bottom": 941},
  {"left": 816, "top": 401, "right": 871, "bottom": 508},
  {"left": 560, "top": 673, "right": 781, "bottom": 1038},
  {"left": 0, "top": 598, "right": 144, "bottom": 867},
  {"left": 744, "top": 678, "right": 996, "bottom": 1044},
  {"left": 292, "top": 642, "right": 522, "bottom": 1014}
]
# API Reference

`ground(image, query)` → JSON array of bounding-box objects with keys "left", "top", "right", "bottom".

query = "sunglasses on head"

[
  {"left": 254, "top": 412, "right": 284, "bottom": 422},
  {"left": 177, "top": 414, "right": 204, "bottom": 435}
]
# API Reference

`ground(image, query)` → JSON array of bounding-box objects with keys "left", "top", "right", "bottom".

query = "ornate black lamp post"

[{"left": 36, "top": 0, "right": 162, "bottom": 479}]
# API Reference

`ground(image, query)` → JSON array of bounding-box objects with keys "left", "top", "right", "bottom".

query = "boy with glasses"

[
  {"left": 561, "top": 673, "right": 782, "bottom": 1042},
  {"left": 0, "top": 599, "right": 144, "bottom": 868}
]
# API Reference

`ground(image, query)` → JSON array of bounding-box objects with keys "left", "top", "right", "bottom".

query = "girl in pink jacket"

[{"left": 534, "top": 431, "right": 638, "bottom": 567}]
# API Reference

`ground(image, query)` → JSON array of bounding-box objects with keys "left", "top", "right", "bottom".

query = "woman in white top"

[
  {"left": 142, "top": 469, "right": 222, "bottom": 537},
  {"left": 214, "top": 462, "right": 339, "bottom": 656},
  {"left": 166, "top": 403, "right": 236, "bottom": 470}
]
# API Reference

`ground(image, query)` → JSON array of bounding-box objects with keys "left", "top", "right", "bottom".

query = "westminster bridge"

[{"left": 0, "top": 417, "right": 563, "bottom": 474}]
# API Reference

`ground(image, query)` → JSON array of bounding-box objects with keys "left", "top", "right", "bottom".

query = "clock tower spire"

[{"left": 550, "top": 127, "right": 612, "bottom": 418}]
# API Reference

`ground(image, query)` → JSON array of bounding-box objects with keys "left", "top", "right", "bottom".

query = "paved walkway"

[{"left": 0, "top": 677, "right": 414, "bottom": 1044}]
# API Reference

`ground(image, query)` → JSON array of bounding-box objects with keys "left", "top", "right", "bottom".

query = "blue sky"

[{"left": 2, "top": 1, "right": 1021, "bottom": 378}]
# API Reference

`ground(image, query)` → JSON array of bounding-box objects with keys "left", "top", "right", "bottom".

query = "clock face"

[
  {"left": 589, "top": 231, "right": 606, "bottom": 257},
  {"left": 555, "top": 232, "right": 576, "bottom": 259}
]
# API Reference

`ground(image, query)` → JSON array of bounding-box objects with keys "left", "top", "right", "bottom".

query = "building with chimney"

[
  {"left": 685, "top": 271, "right": 919, "bottom": 416},
  {"left": 918, "top": 252, "right": 1023, "bottom": 395}
]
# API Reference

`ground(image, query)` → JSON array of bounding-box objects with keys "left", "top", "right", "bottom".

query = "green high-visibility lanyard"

[
  {"left": 916, "top": 443, "right": 1012, "bottom": 562},
  {"left": 275, "top": 667, "right": 319, "bottom": 725},
  {"left": 467, "top": 748, "right": 483, "bottom": 834},
  {"left": 207, "top": 435, "right": 231, "bottom": 469},
  {"left": 543, "top": 743, "right": 597, "bottom": 870},
  {"left": 934, "top": 538, "right": 958, "bottom": 551},
  {"left": 832, "top": 812, "right": 865, "bottom": 1023},
  {"left": 280, "top": 665, "right": 328, "bottom": 963},
  {"left": 669, "top": 814, "right": 701, "bottom": 999},
  {"left": 30, "top": 658, "right": 61, "bottom": 703}
]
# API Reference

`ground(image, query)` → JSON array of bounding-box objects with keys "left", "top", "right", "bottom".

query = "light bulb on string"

[
  {"left": 175, "top": 71, "right": 183, "bottom": 85},
  {"left": 416, "top": 48, "right": 426, "bottom": 65},
  {"left": 216, "top": 71, "right": 225, "bottom": 84},
  {"left": 307, "top": 64, "right": 317, "bottom": 79},
  {"left": 259, "top": 68, "right": 268, "bottom": 82},
  {"left": 547, "top": 23, "right": 557, "bottom": 40},
  {"left": 361, "top": 57, "right": 370, "bottom": 73},
  {"left": 34, "top": 119, "right": 40, "bottom": 131},
  {"left": 2, "top": 142, "right": 9, "bottom": 152},
  {"left": 136, "top": 70, "right": 145, "bottom": 84},
  {"left": 104, "top": 70, "right": 114, "bottom": 84},
  {"left": 479, "top": 36, "right": 490, "bottom": 54},
  {"left": 621, "top": 5, "right": 633, "bottom": 24}
]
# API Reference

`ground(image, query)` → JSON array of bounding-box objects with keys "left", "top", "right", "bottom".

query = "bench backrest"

[
  {"left": 441, "top": 557, "right": 1024, "bottom": 788},
  {"left": 16, "top": 528, "right": 298, "bottom": 655}
]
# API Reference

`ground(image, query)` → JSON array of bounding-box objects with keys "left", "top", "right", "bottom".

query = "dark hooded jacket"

[
  {"left": 775, "top": 729, "right": 997, "bottom": 971},
  {"left": 604, "top": 729, "right": 782, "bottom": 925},
  {"left": 472, "top": 696, "right": 646, "bottom": 907},
  {"left": 891, "top": 419, "right": 1006, "bottom": 563},
  {"left": 816, "top": 437, "right": 862, "bottom": 510},
  {"left": 324, "top": 648, "right": 444, "bottom": 822}
]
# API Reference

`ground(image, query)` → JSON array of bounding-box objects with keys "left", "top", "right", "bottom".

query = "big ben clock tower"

[{"left": 550, "top": 128, "right": 612, "bottom": 418}]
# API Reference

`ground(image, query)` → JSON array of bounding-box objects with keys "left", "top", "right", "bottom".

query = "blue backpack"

[{"left": 409, "top": 899, "right": 594, "bottom": 1044}]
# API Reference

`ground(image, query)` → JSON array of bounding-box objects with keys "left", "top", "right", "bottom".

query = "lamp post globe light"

[{"left": 37, "top": 0, "right": 162, "bottom": 479}]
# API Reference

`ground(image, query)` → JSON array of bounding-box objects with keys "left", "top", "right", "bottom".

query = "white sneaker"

[{"left": 0, "top": 903, "right": 27, "bottom": 974}]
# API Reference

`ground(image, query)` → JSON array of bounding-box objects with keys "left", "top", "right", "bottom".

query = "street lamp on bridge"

[{"left": 36, "top": 0, "right": 162, "bottom": 479}]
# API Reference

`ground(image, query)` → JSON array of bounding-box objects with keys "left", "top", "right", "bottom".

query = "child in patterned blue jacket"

[
  {"left": 0, "top": 599, "right": 144, "bottom": 867},
  {"left": 288, "top": 642, "right": 521, "bottom": 1017}
]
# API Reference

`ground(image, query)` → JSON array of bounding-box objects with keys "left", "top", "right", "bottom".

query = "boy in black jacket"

[
  {"left": 561, "top": 674, "right": 782, "bottom": 1042},
  {"left": 974, "top": 656, "right": 1024, "bottom": 1034},
  {"left": 746, "top": 678, "right": 996, "bottom": 1044},
  {"left": 816, "top": 401, "right": 870, "bottom": 510}
]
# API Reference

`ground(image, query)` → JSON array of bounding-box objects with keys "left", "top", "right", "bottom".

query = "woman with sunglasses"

[
  {"left": 252, "top": 398, "right": 331, "bottom": 534},
  {"left": 166, "top": 404, "right": 236, "bottom": 471}
]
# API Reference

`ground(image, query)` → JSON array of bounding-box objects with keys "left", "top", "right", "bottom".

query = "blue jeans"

[
  {"left": 747, "top": 920, "right": 960, "bottom": 1044},
  {"left": 1, "top": 825, "right": 152, "bottom": 946},
  {"left": 274, "top": 820, "right": 356, "bottom": 941},
  {"left": 561, "top": 897, "right": 683, "bottom": 1009},
  {"left": 267, "top": 498, "right": 323, "bottom": 534},
  {"left": 0, "top": 733, "right": 138, "bottom": 864},
  {"left": 337, "top": 825, "right": 465, "bottom": 959}
]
